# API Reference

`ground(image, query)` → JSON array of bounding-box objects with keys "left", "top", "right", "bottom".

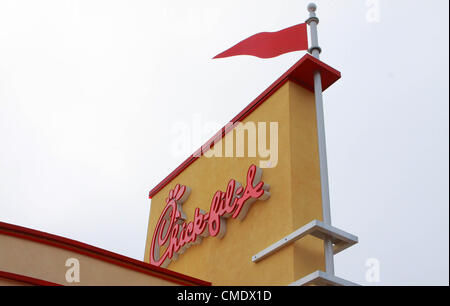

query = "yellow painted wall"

[{"left": 144, "top": 81, "right": 325, "bottom": 285}]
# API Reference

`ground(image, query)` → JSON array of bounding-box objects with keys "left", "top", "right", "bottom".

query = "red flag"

[{"left": 213, "top": 23, "right": 308, "bottom": 59}]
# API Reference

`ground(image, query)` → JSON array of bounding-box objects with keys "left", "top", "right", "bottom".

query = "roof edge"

[{"left": 0, "top": 221, "right": 211, "bottom": 286}]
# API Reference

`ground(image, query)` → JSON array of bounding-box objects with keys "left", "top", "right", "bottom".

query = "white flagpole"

[{"left": 306, "top": 3, "right": 335, "bottom": 275}]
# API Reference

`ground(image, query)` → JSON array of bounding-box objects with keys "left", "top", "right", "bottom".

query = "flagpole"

[{"left": 306, "top": 3, "right": 335, "bottom": 276}]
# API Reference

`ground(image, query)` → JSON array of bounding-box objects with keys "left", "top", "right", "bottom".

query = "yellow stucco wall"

[{"left": 144, "top": 81, "right": 325, "bottom": 285}]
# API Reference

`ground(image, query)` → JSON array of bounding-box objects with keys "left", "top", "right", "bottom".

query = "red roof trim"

[
  {"left": 0, "top": 270, "right": 62, "bottom": 286},
  {"left": 0, "top": 221, "right": 210, "bottom": 286},
  {"left": 148, "top": 53, "right": 341, "bottom": 199}
]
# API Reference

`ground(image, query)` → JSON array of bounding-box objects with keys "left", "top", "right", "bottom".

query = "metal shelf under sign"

[{"left": 251, "top": 219, "right": 358, "bottom": 263}]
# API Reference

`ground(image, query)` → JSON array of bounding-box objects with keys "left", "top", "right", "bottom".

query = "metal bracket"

[
  {"left": 289, "top": 270, "right": 360, "bottom": 286},
  {"left": 305, "top": 16, "right": 319, "bottom": 25},
  {"left": 251, "top": 219, "right": 358, "bottom": 263},
  {"left": 308, "top": 46, "right": 322, "bottom": 55}
]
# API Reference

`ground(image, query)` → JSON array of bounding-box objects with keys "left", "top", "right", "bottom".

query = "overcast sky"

[{"left": 0, "top": 0, "right": 448, "bottom": 286}]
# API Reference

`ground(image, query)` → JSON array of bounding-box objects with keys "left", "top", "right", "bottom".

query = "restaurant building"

[{"left": 1, "top": 53, "right": 358, "bottom": 286}]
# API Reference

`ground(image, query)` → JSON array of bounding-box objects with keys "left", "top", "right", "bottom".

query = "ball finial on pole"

[{"left": 307, "top": 3, "right": 317, "bottom": 13}]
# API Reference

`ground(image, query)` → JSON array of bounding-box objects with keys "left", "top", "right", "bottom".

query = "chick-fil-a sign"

[{"left": 150, "top": 164, "right": 270, "bottom": 268}]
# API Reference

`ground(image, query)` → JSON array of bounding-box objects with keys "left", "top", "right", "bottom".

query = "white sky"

[{"left": 0, "top": 0, "right": 448, "bottom": 286}]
